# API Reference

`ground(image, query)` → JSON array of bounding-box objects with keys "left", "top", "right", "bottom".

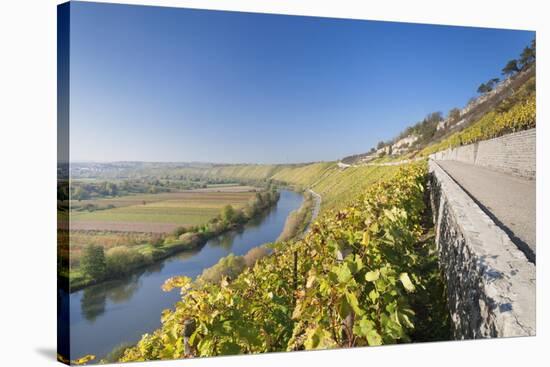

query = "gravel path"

[{"left": 299, "top": 189, "right": 321, "bottom": 238}]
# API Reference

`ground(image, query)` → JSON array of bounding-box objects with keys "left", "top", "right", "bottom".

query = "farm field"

[{"left": 70, "top": 187, "right": 258, "bottom": 233}]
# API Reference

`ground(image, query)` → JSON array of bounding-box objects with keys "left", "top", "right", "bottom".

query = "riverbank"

[
  {"left": 118, "top": 164, "right": 452, "bottom": 362},
  {"left": 66, "top": 190, "right": 281, "bottom": 292},
  {"left": 65, "top": 190, "right": 304, "bottom": 362},
  {"left": 274, "top": 188, "right": 321, "bottom": 242},
  {"left": 92, "top": 188, "right": 314, "bottom": 363},
  {"left": 190, "top": 188, "right": 317, "bottom": 288}
]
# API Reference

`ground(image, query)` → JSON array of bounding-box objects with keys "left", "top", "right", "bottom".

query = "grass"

[{"left": 70, "top": 191, "right": 256, "bottom": 232}]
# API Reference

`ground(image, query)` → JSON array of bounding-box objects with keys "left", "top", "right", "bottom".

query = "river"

[{"left": 67, "top": 189, "right": 303, "bottom": 361}]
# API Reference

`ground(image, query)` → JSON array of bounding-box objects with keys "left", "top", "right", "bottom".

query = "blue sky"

[{"left": 68, "top": 1, "right": 534, "bottom": 163}]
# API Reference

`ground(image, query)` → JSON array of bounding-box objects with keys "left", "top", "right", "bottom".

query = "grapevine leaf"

[
  {"left": 365, "top": 270, "right": 380, "bottom": 282},
  {"left": 399, "top": 272, "right": 415, "bottom": 292},
  {"left": 338, "top": 297, "right": 352, "bottom": 319},
  {"left": 336, "top": 264, "right": 353, "bottom": 284},
  {"left": 362, "top": 231, "right": 370, "bottom": 246},
  {"left": 219, "top": 341, "right": 241, "bottom": 355},
  {"left": 346, "top": 290, "right": 364, "bottom": 316},
  {"left": 353, "top": 317, "right": 383, "bottom": 346},
  {"left": 72, "top": 355, "right": 96, "bottom": 365}
]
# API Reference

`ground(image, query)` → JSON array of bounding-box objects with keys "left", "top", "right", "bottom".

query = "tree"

[
  {"left": 221, "top": 205, "right": 235, "bottom": 223},
  {"left": 73, "top": 186, "right": 90, "bottom": 201},
  {"left": 502, "top": 59, "right": 520, "bottom": 77},
  {"left": 376, "top": 141, "right": 385, "bottom": 150},
  {"left": 81, "top": 244, "right": 106, "bottom": 280},
  {"left": 106, "top": 182, "right": 118, "bottom": 196},
  {"left": 255, "top": 192, "right": 264, "bottom": 206},
  {"left": 173, "top": 226, "right": 187, "bottom": 237},
  {"left": 477, "top": 78, "right": 500, "bottom": 94},
  {"left": 519, "top": 39, "right": 536, "bottom": 68},
  {"left": 477, "top": 83, "right": 490, "bottom": 94},
  {"left": 448, "top": 108, "right": 461, "bottom": 122}
]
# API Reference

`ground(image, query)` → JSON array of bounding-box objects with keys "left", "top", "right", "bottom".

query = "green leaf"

[
  {"left": 336, "top": 264, "right": 353, "bottom": 284},
  {"left": 353, "top": 317, "right": 383, "bottom": 346},
  {"left": 362, "top": 231, "right": 370, "bottom": 246},
  {"left": 352, "top": 254, "right": 364, "bottom": 273},
  {"left": 304, "top": 328, "right": 321, "bottom": 349},
  {"left": 338, "top": 297, "right": 352, "bottom": 319},
  {"left": 399, "top": 272, "right": 415, "bottom": 292},
  {"left": 304, "top": 327, "right": 336, "bottom": 350},
  {"left": 368, "top": 289, "right": 379, "bottom": 302},
  {"left": 219, "top": 341, "right": 241, "bottom": 355},
  {"left": 345, "top": 290, "right": 365, "bottom": 316},
  {"left": 365, "top": 270, "right": 380, "bottom": 282}
]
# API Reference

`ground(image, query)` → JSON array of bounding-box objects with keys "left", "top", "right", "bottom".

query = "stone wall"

[
  {"left": 429, "top": 160, "right": 535, "bottom": 338},
  {"left": 431, "top": 128, "right": 536, "bottom": 179}
]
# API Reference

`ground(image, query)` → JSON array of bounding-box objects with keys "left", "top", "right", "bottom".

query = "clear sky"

[{"left": 68, "top": 1, "right": 534, "bottom": 164}]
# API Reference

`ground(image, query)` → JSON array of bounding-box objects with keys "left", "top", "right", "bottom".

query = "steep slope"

[{"left": 170, "top": 163, "right": 399, "bottom": 212}]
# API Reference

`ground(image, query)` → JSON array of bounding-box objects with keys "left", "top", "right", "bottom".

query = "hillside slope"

[
  {"left": 169, "top": 163, "right": 399, "bottom": 212},
  {"left": 118, "top": 163, "right": 450, "bottom": 363},
  {"left": 341, "top": 44, "right": 536, "bottom": 166}
]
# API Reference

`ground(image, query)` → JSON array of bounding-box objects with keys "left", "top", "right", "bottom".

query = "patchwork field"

[{"left": 70, "top": 188, "right": 258, "bottom": 233}]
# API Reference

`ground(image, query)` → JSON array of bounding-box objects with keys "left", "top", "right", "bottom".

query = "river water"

[{"left": 67, "top": 189, "right": 303, "bottom": 361}]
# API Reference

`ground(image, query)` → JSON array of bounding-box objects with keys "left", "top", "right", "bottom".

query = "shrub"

[
  {"left": 178, "top": 232, "right": 203, "bottom": 246},
  {"left": 105, "top": 247, "right": 146, "bottom": 277},
  {"left": 243, "top": 246, "right": 269, "bottom": 267},
  {"left": 172, "top": 226, "right": 187, "bottom": 237},
  {"left": 101, "top": 343, "right": 133, "bottom": 364},
  {"left": 196, "top": 254, "right": 246, "bottom": 285},
  {"left": 151, "top": 234, "right": 165, "bottom": 248}
]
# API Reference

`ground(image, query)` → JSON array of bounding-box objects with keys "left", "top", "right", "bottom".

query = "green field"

[{"left": 70, "top": 189, "right": 257, "bottom": 233}]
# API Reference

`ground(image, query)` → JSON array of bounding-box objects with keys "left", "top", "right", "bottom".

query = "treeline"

[
  {"left": 116, "top": 164, "right": 450, "bottom": 362},
  {"left": 71, "top": 177, "right": 247, "bottom": 202},
  {"left": 477, "top": 38, "right": 535, "bottom": 94},
  {"left": 347, "top": 38, "right": 536, "bottom": 163},
  {"left": 171, "top": 189, "right": 280, "bottom": 239},
  {"left": 71, "top": 190, "right": 280, "bottom": 290},
  {"left": 71, "top": 179, "right": 175, "bottom": 201}
]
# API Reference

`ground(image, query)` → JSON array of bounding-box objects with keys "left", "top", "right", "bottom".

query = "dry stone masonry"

[
  {"left": 431, "top": 128, "right": 535, "bottom": 180},
  {"left": 429, "top": 161, "right": 535, "bottom": 338}
]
